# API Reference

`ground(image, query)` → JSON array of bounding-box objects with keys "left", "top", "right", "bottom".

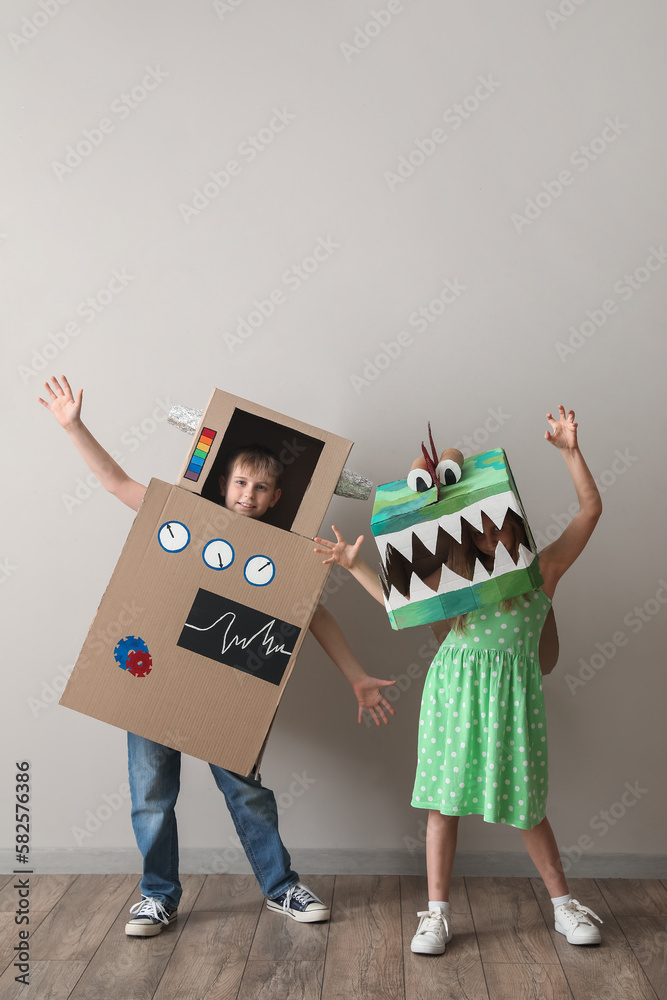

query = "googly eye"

[
  {"left": 407, "top": 468, "right": 433, "bottom": 493},
  {"left": 435, "top": 459, "right": 462, "bottom": 486}
]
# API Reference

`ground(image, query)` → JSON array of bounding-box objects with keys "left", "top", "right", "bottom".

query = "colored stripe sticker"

[{"left": 184, "top": 428, "right": 217, "bottom": 482}]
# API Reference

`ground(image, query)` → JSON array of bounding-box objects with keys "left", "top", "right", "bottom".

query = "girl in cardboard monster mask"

[{"left": 315, "top": 406, "right": 604, "bottom": 955}]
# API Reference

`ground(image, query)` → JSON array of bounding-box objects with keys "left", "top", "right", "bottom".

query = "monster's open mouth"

[{"left": 377, "top": 492, "right": 535, "bottom": 605}]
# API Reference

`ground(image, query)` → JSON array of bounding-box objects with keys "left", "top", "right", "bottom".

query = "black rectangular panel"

[{"left": 177, "top": 589, "right": 300, "bottom": 686}]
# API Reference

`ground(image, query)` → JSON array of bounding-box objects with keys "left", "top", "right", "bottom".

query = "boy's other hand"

[
  {"left": 38, "top": 375, "right": 83, "bottom": 430},
  {"left": 353, "top": 675, "right": 397, "bottom": 726},
  {"left": 314, "top": 525, "right": 363, "bottom": 571}
]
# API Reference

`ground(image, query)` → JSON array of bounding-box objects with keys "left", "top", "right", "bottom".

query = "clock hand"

[
  {"left": 259, "top": 561, "right": 271, "bottom": 572},
  {"left": 218, "top": 553, "right": 223, "bottom": 568},
  {"left": 166, "top": 524, "right": 175, "bottom": 538}
]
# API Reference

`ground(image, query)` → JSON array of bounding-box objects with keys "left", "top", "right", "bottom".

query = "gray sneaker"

[{"left": 125, "top": 897, "right": 178, "bottom": 937}]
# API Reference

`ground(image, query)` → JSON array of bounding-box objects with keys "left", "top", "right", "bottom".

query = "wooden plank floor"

[{"left": 0, "top": 874, "right": 664, "bottom": 999}]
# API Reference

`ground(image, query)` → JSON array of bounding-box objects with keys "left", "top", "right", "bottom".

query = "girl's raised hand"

[
  {"left": 38, "top": 376, "right": 83, "bottom": 430},
  {"left": 313, "top": 525, "right": 364, "bottom": 571},
  {"left": 545, "top": 404, "right": 578, "bottom": 451}
]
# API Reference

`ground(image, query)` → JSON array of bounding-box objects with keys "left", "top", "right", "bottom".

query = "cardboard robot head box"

[
  {"left": 371, "top": 448, "right": 543, "bottom": 630},
  {"left": 60, "top": 389, "right": 352, "bottom": 775}
]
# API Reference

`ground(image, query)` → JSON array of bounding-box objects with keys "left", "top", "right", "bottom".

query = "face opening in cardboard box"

[{"left": 199, "top": 408, "right": 325, "bottom": 532}]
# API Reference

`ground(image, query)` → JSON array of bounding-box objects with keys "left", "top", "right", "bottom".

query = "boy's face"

[{"left": 219, "top": 462, "right": 281, "bottom": 519}]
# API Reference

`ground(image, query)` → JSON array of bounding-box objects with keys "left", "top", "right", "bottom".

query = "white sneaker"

[
  {"left": 410, "top": 908, "right": 452, "bottom": 955},
  {"left": 554, "top": 899, "right": 602, "bottom": 945}
]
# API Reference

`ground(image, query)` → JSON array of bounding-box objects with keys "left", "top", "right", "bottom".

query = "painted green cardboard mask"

[{"left": 371, "top": 448, "right": 542, "bottom": 629}]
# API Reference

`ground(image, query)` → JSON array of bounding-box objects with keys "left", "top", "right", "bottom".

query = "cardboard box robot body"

[{"left": 60, "top": 389, "right": 352, "bottom": 775}]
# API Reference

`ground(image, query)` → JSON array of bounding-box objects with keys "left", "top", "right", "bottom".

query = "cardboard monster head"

[{"left": 371, "top": 448, "right": 543, "bottom": 629}]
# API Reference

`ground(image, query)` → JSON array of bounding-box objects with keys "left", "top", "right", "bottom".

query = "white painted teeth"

[
  {"left": 493, "top": 541, "right": 515, "bottom": 574},
  {"left": 505, "top": 492, "right": 522, "bottom": 516},
  {"left": 517, "top": 543, "right": 535, "bottom": 567},
  {"left": 435, "top": 562, "right": 470, "bottom": 594},
  {"left": 471, "top": 557, "right": 490, "bottom": 585},
  {"left": 379, "top": 490, "right": 520, "bottom": 559},
  {"left": 414, "top": 520, "right": 439, "bottom": 550},
  {"left": 385, "top": 588, "right": 409, "bottom": 611},
  {"left": 379, "top": 490, "right": 533, "bottom": 608},
  {"left": 407, "top": 570, "right": 438, "bottom": 602},
  {"left": 461, "top": 505, "right": 485, "bottom": 533},
  {"left": 442, "top": 513, "right": 463, "bottom": 544}
]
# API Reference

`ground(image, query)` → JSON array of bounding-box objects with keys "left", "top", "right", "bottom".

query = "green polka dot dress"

[{"left": 411, "top": 589, "right": 551, "bottom": 830}]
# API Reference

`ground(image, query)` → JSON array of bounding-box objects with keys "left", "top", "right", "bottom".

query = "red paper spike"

[
  {"left": 427, "top": 421, "right": 439, "bottom": 468},
  {"left": 420, "top": 422, "right": 440, "bottom": 499}
]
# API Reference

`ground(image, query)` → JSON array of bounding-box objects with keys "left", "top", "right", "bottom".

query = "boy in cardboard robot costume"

[{"left": 40, "top": 376, "right": 396, "bottom": 935}]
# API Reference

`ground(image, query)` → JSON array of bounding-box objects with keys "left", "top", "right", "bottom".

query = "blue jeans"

[{"left": 127, "top": 732, "right": 298, "bottom": 909}]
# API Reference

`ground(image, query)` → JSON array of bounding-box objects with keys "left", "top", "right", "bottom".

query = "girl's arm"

[
  {"left": 538, "top": 405, "right": 602, "bottom": 599},
  {"left": 314, "top": 526, "right": 385, "bottom": 605},
  {"left": 38, "top": 376, "right": 147, "bottom": 512},
  {"left": 308, "top": 604, "right": 395, "bottom": 725}
]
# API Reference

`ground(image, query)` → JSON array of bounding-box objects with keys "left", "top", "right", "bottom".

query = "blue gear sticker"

[{"left": 114, "top": 635, "right": 149, "bottom": 670}]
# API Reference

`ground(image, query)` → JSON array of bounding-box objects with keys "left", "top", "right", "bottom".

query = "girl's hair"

[
  {"left": 224, "top": 444, "right": 284, "bottom": 487},
  {"left": 449, "top": 594, "right": 529, "bottom": 635},
  {"left": 448, "top": 509, "right": 533, "bottom": 634}
]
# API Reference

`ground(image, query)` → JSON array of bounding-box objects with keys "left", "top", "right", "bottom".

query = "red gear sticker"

[{"left": 126, "top": 649, "right": 152, "bottom": 678}]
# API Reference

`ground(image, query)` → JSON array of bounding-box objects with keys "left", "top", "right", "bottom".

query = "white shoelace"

[
  {"left": 415, "top": 909, "right": 450, "bottom": 938},
  {"left": 129, "top": 897, "right": 172, "bottom": 924},
  {"left": 281, "top": 883, "right": 320, "bottom": 912},
  {"left": 558, "top": 899, "right": 603, "bottom": 926}
]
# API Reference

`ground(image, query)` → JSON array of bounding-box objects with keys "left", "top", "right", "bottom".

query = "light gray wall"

[{"left": 3, "top": 0, "right": 666, "bottom": 873}]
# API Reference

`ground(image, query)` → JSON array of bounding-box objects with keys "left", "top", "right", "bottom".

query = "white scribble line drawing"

[{"left": 184, "top": 611, "right": 294, "bottom": 658}]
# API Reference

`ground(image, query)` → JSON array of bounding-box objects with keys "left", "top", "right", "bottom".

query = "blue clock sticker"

[
  {"left": 202, "top": 539, "right": 235, "bottom": 571},
  {"left": 243, "top": 555, "right": 276, "bottom": 586},
  {"left": 158, "top": 521, "right": 190, "bottom": 553}
]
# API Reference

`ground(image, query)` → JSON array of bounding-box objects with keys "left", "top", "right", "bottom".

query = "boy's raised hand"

[
  {"left": 38, "top": 376, "right": 83, "bottom": 429},
  {"left": 545, "top": 404, "right": 578, "bottom": 451},
  {"left": 353, "top": 674, "right": 397, "bottom": 726},
  {"left": 314, "top": 525, "right": 363, "bottom": 570}
]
